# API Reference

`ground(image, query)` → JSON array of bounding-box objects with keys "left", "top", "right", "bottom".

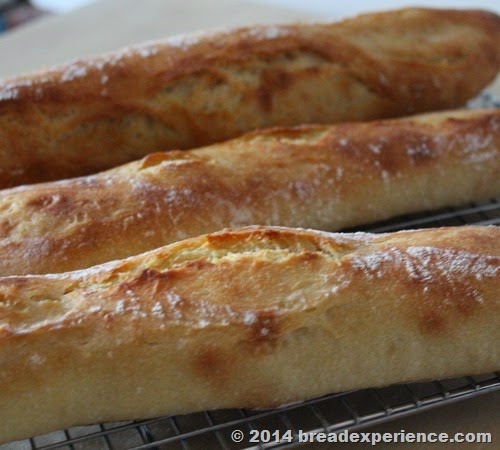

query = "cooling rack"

[
  {"left": 5, "top": 370, "right": 499, "bottom": 450},
  {"left": 2, "top": 92, "right": 499, "bottom": 450}
]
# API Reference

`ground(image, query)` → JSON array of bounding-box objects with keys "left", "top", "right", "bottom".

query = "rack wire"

[{"left": 2, "top": 92, "right": 499, "bottom": 450}]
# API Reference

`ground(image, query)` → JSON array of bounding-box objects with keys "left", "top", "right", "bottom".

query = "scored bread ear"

[
  {"left": 0, "top": 225, "right": 498, "bottom": 443},
  {"left": 0, "top": 7, "right": 498, "bottom": 188}
]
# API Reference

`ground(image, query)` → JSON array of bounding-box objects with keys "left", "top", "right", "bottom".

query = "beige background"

[
  {"left": 0, "top": 0, "right": 498, "bottom": 448},
  {"left": 0, "top": 0, "right": 313, "bottom": 78}
]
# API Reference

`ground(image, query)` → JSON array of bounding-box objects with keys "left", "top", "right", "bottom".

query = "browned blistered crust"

[
  {"left": 0, "top": 225, "right": 498, "bottom": 443},
  {"left": 0, "top": 8, "right": 498, "bottom": 188},
  {"left": 0, "top": 108, "right": 498, "bottom": 275}
]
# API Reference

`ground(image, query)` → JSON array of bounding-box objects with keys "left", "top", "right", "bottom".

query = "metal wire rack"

[
  {"left": 4, "top": 370, "right": 499, "bottom": 450},
  {"left": 2, "top": 92, "right": 499, "bottom": 450}
]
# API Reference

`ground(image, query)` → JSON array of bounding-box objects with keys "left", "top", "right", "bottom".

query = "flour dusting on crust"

[{"left": 349, "top": 246, "right": 499, "bottom": 284}]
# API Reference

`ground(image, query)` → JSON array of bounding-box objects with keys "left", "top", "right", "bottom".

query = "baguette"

[
  {"left": 0, "top": 8, "right": 499, "bottom": 189},
  {"left": 0, "top": 225, "right": 498, "bottom": 443},
  {"left": 1, "top": 108, "right": 499, "bottom": 276}
]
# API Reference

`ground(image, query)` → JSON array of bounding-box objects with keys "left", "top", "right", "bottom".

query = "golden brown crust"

[
  {"left": 0, "top": 108, "right": 499, "bottom": 276},
  {"left": 0, "top": 8, "right": 498, "bottom": 188},
  {"left": 0, "top": 225, "right": 498, "bottom": 443}
]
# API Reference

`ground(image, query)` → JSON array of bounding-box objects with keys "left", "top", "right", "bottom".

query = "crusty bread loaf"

[
  {"left": 0, "top": 8, "right": 499, "bottom": 189},
  {"left": 0, "top": 225, "right": 498, "bottom": 443},
  {"left": 1, "top": 108, "right": 499, "bottom": 276}
]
